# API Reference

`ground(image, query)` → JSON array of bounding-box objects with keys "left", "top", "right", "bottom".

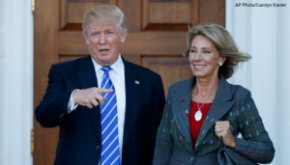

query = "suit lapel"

[
  {"left": 122, "top": 60, "right": 141, "bottom": 147},
  {"left": 76, "top": 56, "right": 101, "bottom": 142},
  {"left": 171, "top": 78, "right": 194, "bottom": 153},
  {"left": 77, "top": 56, "right": 98, "bottom": 89},
  {"left": 195, "top": 78, "right": 234, "bottom": 150}
]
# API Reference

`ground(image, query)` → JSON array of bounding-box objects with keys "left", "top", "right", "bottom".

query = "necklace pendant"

[{"left": 194, "top": 109, "right": 202, "bottom": 121}]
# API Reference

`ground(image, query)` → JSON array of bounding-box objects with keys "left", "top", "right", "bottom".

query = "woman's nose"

[{"left": 193, "top": 51, "right": 202, "bottom": 60}]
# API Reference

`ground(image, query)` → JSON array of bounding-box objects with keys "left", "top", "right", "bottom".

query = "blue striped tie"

[{"left": 100, "top": 66, "right": 121, "bottom": 165}]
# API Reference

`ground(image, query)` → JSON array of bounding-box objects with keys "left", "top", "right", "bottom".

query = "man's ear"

[
  {"left": 121, "top": 31, "right": 127, "bottom": 43},
  {"left": 83, "top": 33, "right": 90, "bottom": 45}
]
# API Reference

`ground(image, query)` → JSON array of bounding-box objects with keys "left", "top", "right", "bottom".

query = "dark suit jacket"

[
  {"left": 153, "top": 77, "right": 275, "bottom": 165},
  {"left": 35, "top": 55, "right": 165, "bottom": 165}
]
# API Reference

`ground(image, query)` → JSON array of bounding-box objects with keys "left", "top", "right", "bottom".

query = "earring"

[{"left": 219, "top": 63, "right": 223, "bottom": 66}]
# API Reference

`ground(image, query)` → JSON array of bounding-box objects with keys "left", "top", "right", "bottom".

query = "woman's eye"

[
  {"left": 203, "top": 50, "right": 211, "bottom": 54},
  {"left": 190, "top": 49, "right": 196, "bottom": 53}
]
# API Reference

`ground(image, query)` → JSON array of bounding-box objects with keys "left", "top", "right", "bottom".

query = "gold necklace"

[
  {"left": 193, "top": 83, "right": 218, "bottom": 121},
  {"left": 194, "top": 89, "right": 211, "bottom": 121},
  {"left": 194, "top": 95, "right": 208, "bottom": 121}
]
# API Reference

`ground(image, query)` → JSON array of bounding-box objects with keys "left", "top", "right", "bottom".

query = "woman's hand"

[{"left": 215, "top": 121, "right": 236, "bottom": 148}]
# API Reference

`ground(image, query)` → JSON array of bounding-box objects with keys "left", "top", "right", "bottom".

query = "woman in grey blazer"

[{"left": 153, "top": 24, "right": 275, "bottom": 165}]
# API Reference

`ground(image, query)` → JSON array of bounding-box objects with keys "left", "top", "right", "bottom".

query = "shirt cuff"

[{"left": 67, "top": 89, "right": 79, "bottom": 113}]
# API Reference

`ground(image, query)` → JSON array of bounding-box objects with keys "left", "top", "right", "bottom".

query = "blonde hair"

[
  {"left": 82, "top": 4, "right": 127, "bottom": 36},
  {"left": 184, "top": 24, "right": 251, "bottom": 79}
]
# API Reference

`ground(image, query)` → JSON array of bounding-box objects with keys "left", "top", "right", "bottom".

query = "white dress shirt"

[{"left": 68, "top": 55, "right": 126, "bottom": 157}]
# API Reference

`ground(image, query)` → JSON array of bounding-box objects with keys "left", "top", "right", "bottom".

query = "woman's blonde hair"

[{"left": 184, "top": 24, "right": 251, "bottom": 79}]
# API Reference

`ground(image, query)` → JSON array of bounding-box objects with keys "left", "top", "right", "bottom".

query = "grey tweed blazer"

[{"left": 153, "top": 77, "right": 275, "bottom": 165}]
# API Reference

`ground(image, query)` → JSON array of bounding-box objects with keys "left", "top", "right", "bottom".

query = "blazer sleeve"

[
  {"left": 232, "top": 89, "right": 275, "bottom": 163},
  {"left": 35, "top": 64, "right": 72, "bottom": 127},
  {"left": 146, "top": 74, "right": 166, "bottom": 164},
  {"left": 153, "top": 86, "right": 173, "bottom": 165}
]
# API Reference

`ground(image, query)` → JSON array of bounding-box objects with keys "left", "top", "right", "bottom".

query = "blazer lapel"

[
  {"left": 122, "top": 60, "right": 141, "bottom": 147},
  {"left": 195, "top": 78, "right": 234, "bottom": 150},
  {"left": 76, "top": 56, "right": 101, "bottom": 142},
  {"left": 171, "top": 78, "right": 194, "bottom": 153}
]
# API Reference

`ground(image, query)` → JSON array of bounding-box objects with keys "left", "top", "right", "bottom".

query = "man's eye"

[
  {"left": 106, "top": 31, "right": 114, "bottom": 35},
  {"left": 91, "top": 33, "right": 100, "bottom": 37}
]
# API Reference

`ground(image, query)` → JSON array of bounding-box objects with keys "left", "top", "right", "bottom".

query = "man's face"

[{"left": 84, "top": 18, "right": 126, "bottom": 66}]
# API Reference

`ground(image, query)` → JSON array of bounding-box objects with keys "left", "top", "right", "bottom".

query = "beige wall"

[
  {"left": 0, "top": 0, "right": 33, "bottom": 165},
  {"left": 226, "top": 1, "right": 290, "bottom": 164}
]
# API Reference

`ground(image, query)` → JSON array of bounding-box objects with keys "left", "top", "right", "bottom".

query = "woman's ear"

[{"left": 219, "top": 57, "right": 226, "bottom": 66}]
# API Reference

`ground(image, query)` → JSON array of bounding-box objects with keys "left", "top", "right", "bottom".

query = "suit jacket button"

[
  {"left": 190, "top": 156, "right": 195, "bottom": 162},
  {"left": 96, "top": 146, "right": 100, "bottom": 150}
]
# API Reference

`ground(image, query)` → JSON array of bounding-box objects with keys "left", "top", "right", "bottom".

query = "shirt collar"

[{"left": 91, "top": 54, "right": 124, "bottom": 74}]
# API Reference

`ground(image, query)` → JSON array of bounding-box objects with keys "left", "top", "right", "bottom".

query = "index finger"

[
  {"left": 215, "top": 120, "right": 229, "bottom": 125},
  {"left": 98, "top": 88, "right": 113, "bottom": 94}
]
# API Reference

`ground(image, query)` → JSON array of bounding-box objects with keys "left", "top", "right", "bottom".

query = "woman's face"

[{"left": 189, "top": 35, "right": 225, "bottom": 79}]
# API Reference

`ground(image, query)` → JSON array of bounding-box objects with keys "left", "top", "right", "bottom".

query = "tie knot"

[{"left": 101, "top": 66, "right": 112, "bottom": 73}]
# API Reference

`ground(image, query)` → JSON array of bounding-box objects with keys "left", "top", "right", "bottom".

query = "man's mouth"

[{"left": 99, "top": 48, "right": 110, "bottom": 54}]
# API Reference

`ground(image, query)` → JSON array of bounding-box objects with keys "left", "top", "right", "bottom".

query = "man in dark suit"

[{"left": 35, "top": 4, "right": 165, "bottom": 165}]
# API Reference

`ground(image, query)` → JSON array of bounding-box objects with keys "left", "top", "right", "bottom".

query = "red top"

[{"left": 189, "top": 100, "right": 212, "bottom": 149}]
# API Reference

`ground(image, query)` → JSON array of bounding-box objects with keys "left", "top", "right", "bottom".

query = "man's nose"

[{"left": 99, "top": 34, "right": 107, "bottom": 44}]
